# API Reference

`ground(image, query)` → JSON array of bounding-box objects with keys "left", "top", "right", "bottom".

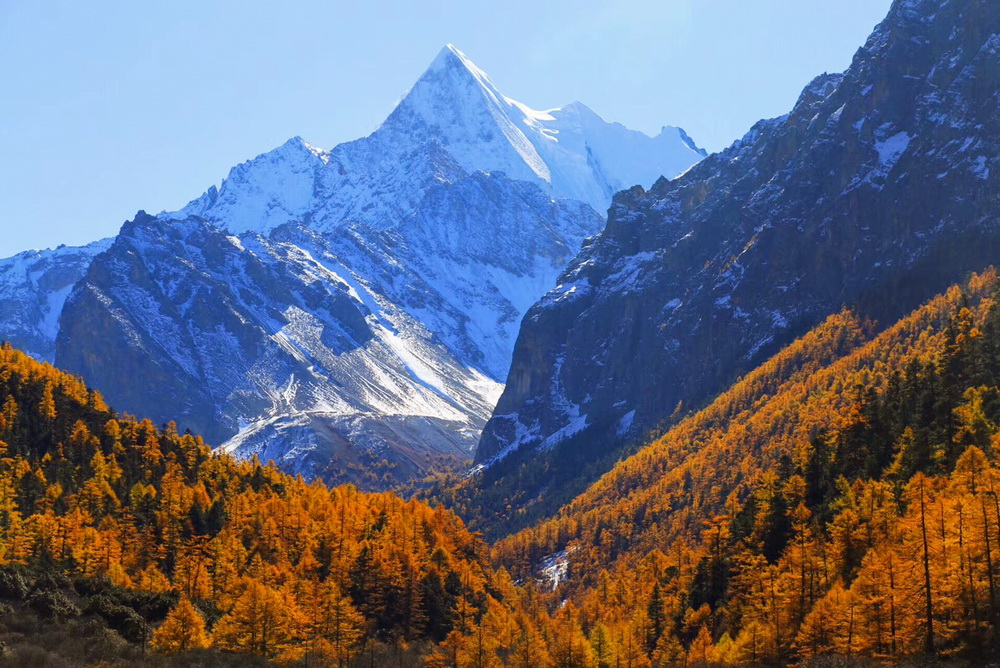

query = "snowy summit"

[
  {"left": 3, "top": 45, "right": 706, "bottom": 488},
  {"left": 178, "top": 44, "right": 705, "bottom": 234}
]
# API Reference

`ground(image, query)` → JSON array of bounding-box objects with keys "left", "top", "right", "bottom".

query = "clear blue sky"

[{"left": 0, "top": 0, "right": 893, "bottom": 257}]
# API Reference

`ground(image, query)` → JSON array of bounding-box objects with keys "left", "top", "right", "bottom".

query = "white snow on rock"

[
  {"left": 13, "top": 45, "right": 705, "bottom": 486},
  {"left": 539, "top": 548, "right": 577, "bottom": 591},
  {"left": 175, "top": 45, "right": 705, "bottom": 233},
  {"left": 875, "top": 130, "right": 912, "bottom": 170},
  {"left": 0, "top": 239, "right": 112, "bottom": 362}
]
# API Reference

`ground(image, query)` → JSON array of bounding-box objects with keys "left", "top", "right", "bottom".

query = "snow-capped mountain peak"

[
  {"left": 423, "top": 44, "right": 508, "bottom": 103},
  {"left": 381, "top": 45, "right": 708, "bottom": 211},
  {"left": 31, "top": 45, "right": 706, "bottom": 488},
  {"left": 182, "top": 136, "right": 327, "bottom": 234},
  {"left": 173, "top": 45, "right": 705, "bottom": 235},
  {"left": 379, "top": 43, "right": 553, "bottom": 186}
]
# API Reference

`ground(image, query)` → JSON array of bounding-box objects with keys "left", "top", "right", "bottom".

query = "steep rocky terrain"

[
  {"left": 51, "top": 46, "right": 703, "bottom": 487},
  {"left": 477, "top": 273, "right": 1000, "bottom": 664},
  {"left": 474, "top": 0, "right": 1000, "bottom": 526},
  {"left": 0, "top": 239, "right": 111, "bottom": 363}
]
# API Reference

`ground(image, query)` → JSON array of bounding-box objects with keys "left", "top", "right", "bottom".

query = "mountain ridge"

[
  {"left": 0, "top": 238, "right": 112, "bottom": 363},
  {"left": 472, "top": 0, "right": 1000, "bottom": 529},
  {"left": 45, "top": 45, "right": 704, "bottom": 487}
]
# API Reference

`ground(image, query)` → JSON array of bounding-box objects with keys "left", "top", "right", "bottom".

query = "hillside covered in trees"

[
  {"left": 482, "top": 268, "right": 1000, "bottom": 663},
  {"left": 0, "top": 344, "right": 574, "bottom": 666},
  {"left": 10, "top": 269, "right": 1000, "bottom": 665}
]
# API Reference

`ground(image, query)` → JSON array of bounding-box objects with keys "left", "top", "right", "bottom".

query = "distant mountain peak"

[
  {"left": 4, "top": 44, "right": 706, "bottom": 491},
  {"left": 399, "top": 43, "right": 509, "bottom": 116},
  {"left": 426, "top": 44, "right": 497, "bottom": 88},
  {"left": 278, "top": 135, "right": 329, "bottom": 160},
  {"left": 173, "top": 45, "right": 706, "bottom": 234}
]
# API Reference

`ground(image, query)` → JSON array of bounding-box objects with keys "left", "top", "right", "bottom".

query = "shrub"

[
  {"left": 85, "top": 595, "right": 148, "bottom": 643},
  {"left": 0, "top": 568, "right": 30, "bottom": 599},
  {"left": 27, "top": 590, "right": 80, "bottom": 620}
]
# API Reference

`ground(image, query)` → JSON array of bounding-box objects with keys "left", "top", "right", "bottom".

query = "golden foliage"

[{"left": 150, "top": 598, "right": 211, "bottom": 653}]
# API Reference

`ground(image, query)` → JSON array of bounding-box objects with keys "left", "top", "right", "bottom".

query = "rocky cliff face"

[
  {"left": 0, "top": 240, "right": 111, "bottom": 362},
  {"left": 53, "top": 46, "right": 703, "bottom": 488},
  {"left": 474, "top": 0, "right": 1000, "bottom": 520},
  {"left": 58, "top": 178, "right": 599, "bottom": 486},
  {"left": 57, "top": 213, "right": 497, "bottom": 484}
]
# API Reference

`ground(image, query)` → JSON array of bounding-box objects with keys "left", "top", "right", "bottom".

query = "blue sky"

[{"left": 0, "top": 0, "right": 893, "bottom": 257}]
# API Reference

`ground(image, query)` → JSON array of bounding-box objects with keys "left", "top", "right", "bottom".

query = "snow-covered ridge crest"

[{"left": 174, "top": 44, "right": 705, "bottom": 234}]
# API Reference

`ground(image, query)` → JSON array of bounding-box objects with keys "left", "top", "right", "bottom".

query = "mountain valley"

[{"left": 3, "top": 0, "right": 1000, "bottom": 664}]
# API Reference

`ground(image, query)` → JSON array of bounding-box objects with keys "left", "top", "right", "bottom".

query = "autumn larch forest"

[
  {"left": 3, "top": 0, "right": 1000, "bottom": 666},
  {"left": 4, "top": 267, "right": 1000, "bottom": 665}
]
